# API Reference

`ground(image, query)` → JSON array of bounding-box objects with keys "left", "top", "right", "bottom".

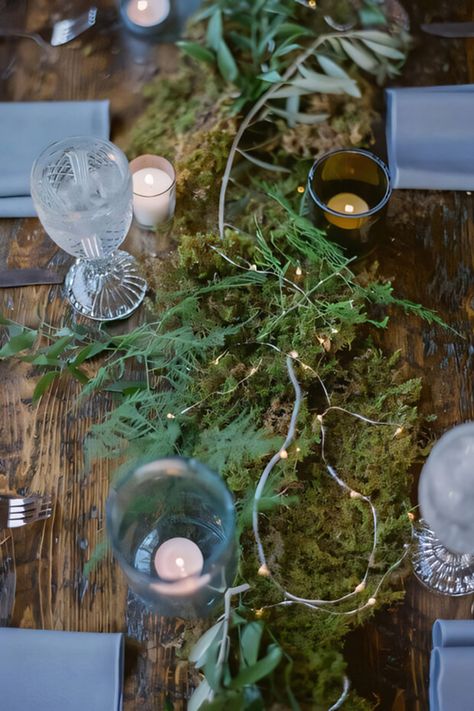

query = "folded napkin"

[
  {"left": 385, "top": 85, "right": 474, "bottom": 190},
  {"left": 0, "top": 100, "right": 110, "bottom": 217},
  {"left": 430, "top": 646, "right": 474, "bottom": 711},
  {"left": 433, "top": 619, "right": 474, "bottom": 648},
  {"left": 0, "top": 628, "right": 124, "bottom": 711},
  {"left": 430, "top": 620, "right": 474, "bottom": 711}
]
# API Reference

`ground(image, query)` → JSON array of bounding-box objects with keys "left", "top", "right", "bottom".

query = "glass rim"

[
  {"left": 30, "top": 135, "right": 132, "bottom": 216},
  {"left": 106, "top": 456, "right": 236, "bottom": 589},
  {"left": 129, "top": 155, "right": 176, "bottom": 199},
  {"left": 307, "top": 148, "right": 392, "bottom": 219}
]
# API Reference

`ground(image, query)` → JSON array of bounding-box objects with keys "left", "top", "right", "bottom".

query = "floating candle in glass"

[
  {"left": 106, "top": 457, "right": 237, "bottom": 617},
  {"left": 129, "top": 155, "right": 176, "bottom": 230},
  {"left": 308, "top": 148, "right": 392, "bottom": 256}
]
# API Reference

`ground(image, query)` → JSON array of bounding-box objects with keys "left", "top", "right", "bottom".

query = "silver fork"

[
  {"left": 0, "top": 7, "right": 97, "bottom": 51},
  {"left": 0, "top": 494, "right": 53, "bottom": 529}
]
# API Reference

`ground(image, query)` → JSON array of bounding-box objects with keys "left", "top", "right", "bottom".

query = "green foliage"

[
  {"left": 0, "top": 6, "right": 430, "bottom": 708},
  {"left": 179, "top": 0, "right": 409, "bottom": 113}
]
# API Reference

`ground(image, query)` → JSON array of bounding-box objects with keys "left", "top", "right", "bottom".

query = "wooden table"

[{"left": 0, "top": 0, "right": 473, "bottom": 709}]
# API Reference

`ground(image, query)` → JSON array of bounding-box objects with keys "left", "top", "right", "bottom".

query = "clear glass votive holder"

[
  {"left": 307, "top": 148, "right": 392, "bottom": 257},
  {"left": 129, "top": 154, "right": 176, "bottom": 230},
  {"left": 119, "top": 0, "right": 172, "bottom": 37},
  {"left": 106, "top": 457, "right": 237, "bottom": 618}
]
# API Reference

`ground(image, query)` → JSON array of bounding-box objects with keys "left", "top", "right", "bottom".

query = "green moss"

[{"left": 98, "top": 47, "right": 423, "bottom": 711}]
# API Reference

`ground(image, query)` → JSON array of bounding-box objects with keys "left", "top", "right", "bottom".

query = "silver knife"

[
  {"left": 421, "top": 22, "right": 474, "bottom": 38},
  {"left": 0, "top": 268, "right": 63, "bottom": 288}
]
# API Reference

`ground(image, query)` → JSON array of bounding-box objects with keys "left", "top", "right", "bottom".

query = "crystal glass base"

[
  {"left": 64, "top": 250, "right": 147, "bottom": 321},
  {"left": 413, "top": 520, "right": 474, "bottom": 596}
]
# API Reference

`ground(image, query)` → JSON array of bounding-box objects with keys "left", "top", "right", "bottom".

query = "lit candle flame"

[
  {"left": 344, "top": 204, "right": 354, "bottom": 213},
  {"left": 144, "top": 172, "right": 154, "bottom": 185},
  {"left": 137, "top": 0, "right": 148, "bottom": 11}
]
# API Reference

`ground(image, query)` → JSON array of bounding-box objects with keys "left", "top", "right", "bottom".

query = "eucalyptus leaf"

[
  {"left": 207, "top": 9, "right": 223, "bottom": 52},
  {"left": 339, "top": 38, "right": 377, "bottom": 72},
  {"left": 350, "top": 30, "right": 402, "bottom": 47},
  {"left": 230, "top": 643, "right": 282, "bottom": 688},
  {"left": 268, "top": 105, "right": 329, "bottom": 125},
  {"left": 177, "top": 41, "right": 215, "bottom": 64},
  {"left": 361, "top": 39, "right": 405, "bottom": 60},
  {"left": 317, "top": 53, "right": 351, "bottom": 79},
  {"left": 32, "top": 370, "right": 60, "bottom": 403},
  {"left": 258, "top": 70, "right": 283, "bottom": 83},
  {"left": 286, "top": 93, "right": 300, "bottom": 123},
  {"left": 273, "top": 42, "right": 301, "bottom": 58},
  {"left": 276, "top": 22, "right": 313, "bottom": 38},
  {"left": 189, "top": 621, "right": 224, "bottom": 667},
  {"left": 217, "top": 40, "right": 238, "bottom": 82},
  {"left": 188, "top": 679, "right": 214, "bottom": 711},
  {"left": 240, "top": 621, "right": 263, "bottom": 668},
  {"left": 0, "top": 329, "right": 37, "bottom": 358}
]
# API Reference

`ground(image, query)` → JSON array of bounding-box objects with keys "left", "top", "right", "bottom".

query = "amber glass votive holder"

[{"left": 307, "top": 148, "right": 392, "bottom": 257}]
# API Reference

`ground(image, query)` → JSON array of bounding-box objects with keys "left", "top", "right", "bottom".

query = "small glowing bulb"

[
  {"left": 144, "top": 172, "right": 154, "bottom": 185},
  {"left": 344, "top": 204, "right": 355, "bottom": 213},
  {"left": 350, "top": 490, "right": 362, "bottom": 499},
  {"left": 308, "top": 0, "right": 317, "bottom": 8},
  {"left": 289, "top": 350, "right": 299, "bottom": 359},
  {"left": 367, "top": 597, "right": 377, "bottom": 607},
  {"left": 407, "top": 512, "right": 415, "bottom": 522},
  {"left": 297, "top": 185, "right": 305, "bottom": 194},
  {"left": 255, "top": 608, "right": 264, "bottom": 618},
  {"left": 258, "top": 563, "right": 271, "bottom": 577},
  {"left": 166, "top": 413, "right": 175, "bottom": 420},
  {"left": 250, "top": 264, "right": 257, "bottom": 271},
  {"left": 355, "top": 581, "right": 366, "bottom": 593},
  {"left": 316, "top": 414, "right": 323, "bottom": 423},
  {"left": 280, "top": 449, "right": 288, "bottom": 460},
  {"left": 295, "top": 266, "right": 303, "bottom": 276},
  {"left": 296, "top": 447, "right": 301, "bottom": 453}
]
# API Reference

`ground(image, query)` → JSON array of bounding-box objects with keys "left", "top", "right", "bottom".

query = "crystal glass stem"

[
  {"left": 65, "top": 250, "right": 147, "bottom": 321},
  {"left": 413, "top": 519, "right": 474, "bottom": 596}
]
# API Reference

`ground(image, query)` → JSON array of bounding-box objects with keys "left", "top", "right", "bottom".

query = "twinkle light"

[
  {"left": 251, "top": 356, "right": 412, "bottom": 622},
  {"left": 297, "top": 185, "right": 305, "bottom": 194}
]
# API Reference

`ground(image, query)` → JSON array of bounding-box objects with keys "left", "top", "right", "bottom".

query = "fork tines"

[{"left": 2, "top": 494, "right": 53, "bottom": 528}]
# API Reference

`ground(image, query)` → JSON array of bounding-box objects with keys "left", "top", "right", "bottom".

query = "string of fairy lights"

[{"left": 163, "top": 247, "right": 414, "bottom": 709}]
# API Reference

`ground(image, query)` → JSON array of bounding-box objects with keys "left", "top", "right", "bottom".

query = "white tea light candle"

[
  {"left": 130, "top": 155, "right": 176, "bottom": 229},
  {"left": 154, "top": 537, "right": 204, "bottom": 580},
  {"left": 125, "top": 0, "right": 170, "bottom": 27},
  {"left": 325, "top": 192, "right": 369, "bottom": 230}
]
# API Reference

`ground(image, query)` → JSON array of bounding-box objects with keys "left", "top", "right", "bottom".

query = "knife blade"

[
  {"left": 421, "top": 22, "right": 474, "bottom": 38},
  {"left": 0, "top": 268, "right": 63, "bottom": 288}
]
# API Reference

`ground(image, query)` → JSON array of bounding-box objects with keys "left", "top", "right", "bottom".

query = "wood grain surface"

[{"left": 0, "top": 0, "right": 473, "bottom": 709}]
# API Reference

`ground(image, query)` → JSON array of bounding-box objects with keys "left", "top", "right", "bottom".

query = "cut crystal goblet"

[{"left": 31, "top": 136, "right": 147, "bottom": 321}]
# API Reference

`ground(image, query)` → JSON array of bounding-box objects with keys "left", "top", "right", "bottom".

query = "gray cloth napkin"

[
  {"left": 385, "top": 85, "right": 474, "bottom": 190},
  {"left": 0, "top": 627, "right": 124, "bottom": 711},
  {"left": 0, "top": 100, "right": 110, "bottom": 217}
]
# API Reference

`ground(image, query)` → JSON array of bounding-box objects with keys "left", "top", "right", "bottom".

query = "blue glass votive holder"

[{"left": 106, "top": 457, "right": 237, "bottom": 618}]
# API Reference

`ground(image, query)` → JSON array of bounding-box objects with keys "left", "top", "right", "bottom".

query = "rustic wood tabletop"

[{"left": 0, "top": 0, "right": 473, "bottom": 709}]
